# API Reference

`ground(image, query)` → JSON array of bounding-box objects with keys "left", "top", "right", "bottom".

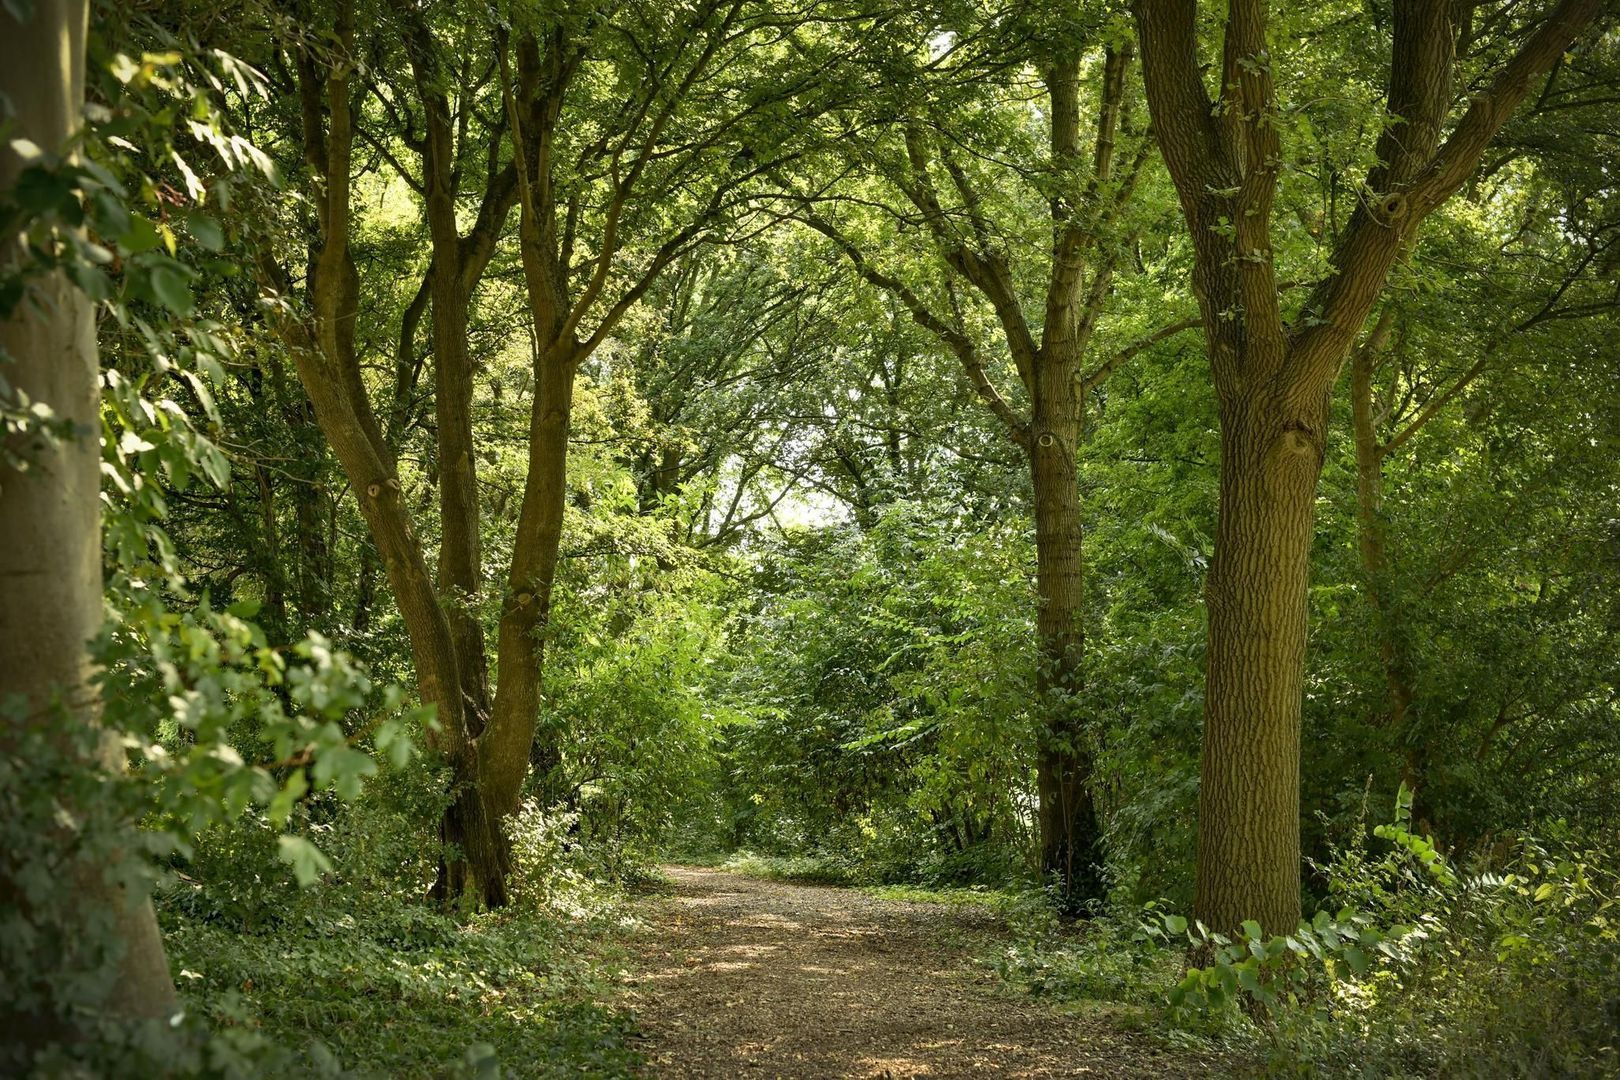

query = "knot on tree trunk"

[
  {"left": 1279, "top": 418, "right": 1320, "bottom": 459},
  {"left": 1373, "top": 191, "right": 1409, "bottom": 226}
]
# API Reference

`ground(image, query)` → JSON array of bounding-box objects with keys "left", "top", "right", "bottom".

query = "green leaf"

[
  {"left": 186, "top": 212, "right": 224, "bottom": 252},
  {"left": 89, "top": 189, "right": 131, "bottom": 239},
  {"left": 63, "top": 261, "right": 112, "bottom": 302},
  {"left": 1394, "top": 781, "right": 1414, "bottom": 826},
  {"left": 120, "top": 215, "right": 163, "bottom": 255},
  {"left": 277, "top": 834, "right": 332, "bottom": 887},
  {"left": 149, "top": 264, "right": 194, "bottom": 315},
  {"left": 268, "top": 768, "right": 308, "bottom": 827},
  {"left": 13, "top": 166, "right": 81, "bottom": 222},
  {"left": 374, "top": 718, "right": 415, "bottom": 770},
  {"left": 227, "top": 598, "right": 262, "bottom": 619}
]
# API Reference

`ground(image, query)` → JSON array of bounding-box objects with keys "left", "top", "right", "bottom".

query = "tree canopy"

[{"left": 2, "top": 0, "right": 1618, "bottom": 1075}]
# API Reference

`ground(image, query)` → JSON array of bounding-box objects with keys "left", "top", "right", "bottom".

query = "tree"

[
  {"left": 1344, "top": 47, "right": 1620, "bottom": 828},
  {"left": 785, "top": 5, "right": 1196, "bottom": 902},
  {"left": 257, "top": 0, "right": 512, "bottom": 905},
  {"left": 0, "top": 0, "right": 177, "bottom": 1039},
  {"left": 486, "top": 0, "right": 830, "bottom": 815},
  {"left": 1132, "top": 0, "right": 1604, "bottom": 932},
  {"left": 257, "top": 0, "right": 826, "bottom": 903}
]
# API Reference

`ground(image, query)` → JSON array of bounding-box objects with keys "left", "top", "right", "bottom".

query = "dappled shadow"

[{"left": 620, "top": 867, "right": 1211, "bottom": 1079}]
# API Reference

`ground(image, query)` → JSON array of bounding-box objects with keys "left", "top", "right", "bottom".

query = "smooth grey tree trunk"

[{"left": 0, "top": 0, "right": 179, "bottom": 1045}]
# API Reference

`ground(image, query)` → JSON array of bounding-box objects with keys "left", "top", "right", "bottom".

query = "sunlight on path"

[{"left": 620, "top": 867, "right": 1208, "bottom": 1079}]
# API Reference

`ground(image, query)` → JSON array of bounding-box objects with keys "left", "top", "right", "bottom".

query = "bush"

[
  {"left": 158, "top": 785, "right": 642, "bottom": 1079},
  {"left": 992, "top": 787, "right": 1620, "bottom": 1077}
]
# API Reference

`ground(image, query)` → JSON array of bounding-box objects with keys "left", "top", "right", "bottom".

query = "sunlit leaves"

[{"left": 277, "top": 834, "right": 334, "bottom": 887}]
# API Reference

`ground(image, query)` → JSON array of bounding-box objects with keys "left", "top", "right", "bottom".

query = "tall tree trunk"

[
  {"left": 492, "top": 32, "right": 580, "bottom": 816},
  {"left": 1134, "top": 0, "right": 1598, "bottom": 932},
  {"left": 277, "top": 5, "right": 508, "bottom": 905},
  {"left": 808, "top": 40, "right": 1154, "bottom": 906},
  {"left": 1195, "top": 393, "right": 1326, "bottom": 933},
  {"left": 428, "top": 274, "right": 492, "bottom": 726},
  {"left": 0, "top": 0, "right": 178, "bottom": 1043},
  {"left": 1029, "top": 253, "right": 1104, "bottom": 904},
  {"left": 417, "top": 78, "right": 493, "bottom": 732},
  {"left": 485, "top": 345, "right": 577, "bottom": 816},
  {"left": 1029, "top": 439, "right": 1104, "bottom": 905}
]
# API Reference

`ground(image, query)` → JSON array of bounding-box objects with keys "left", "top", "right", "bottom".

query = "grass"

[
  {"left": 156, "top": 789, "right": 645, "bottom": 1078},
  {"left": 163, "top": 880, "right": 642, "bottom": 1078}
]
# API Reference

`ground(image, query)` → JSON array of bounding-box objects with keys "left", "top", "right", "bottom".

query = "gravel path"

[{"left": 620, "top": 866, "right": 1213, "bottom": 1078}]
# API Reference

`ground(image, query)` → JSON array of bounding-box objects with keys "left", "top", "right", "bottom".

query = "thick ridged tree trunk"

[
  {"left": 1196, "top": 394, "right": 1327, "bottom": 932},
  {"left": 1134, "top": 0, "right": 1601, "bottom": 932},
  {"left": 0, "top": 0, "right": 178, "bottom": 1039}
]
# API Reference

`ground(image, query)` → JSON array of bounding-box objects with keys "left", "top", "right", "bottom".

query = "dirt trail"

[{"left": 620, "top": 866, "right": 1210, "bottom": 1079}]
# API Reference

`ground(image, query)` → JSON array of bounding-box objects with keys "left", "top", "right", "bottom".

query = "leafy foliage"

[{"left": 3, "top": 0, "right": 1617, "bottom": 1074}]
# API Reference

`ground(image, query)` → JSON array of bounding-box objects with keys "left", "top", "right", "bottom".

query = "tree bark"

[
  {"left": 0, "top": 0, "right": 178, "bottom": 1041},
  {"left": 276, "top": 4, "right": 508, "bottom": 905},
  {"left": 400, "top": 2, "right": 517, "bottom": 734},
  {"left": 1134, "top": 0, "right": 1601, "bottom": 932},
  {"left": 489, "top": 29, "right": 585, "bottom": 815},
  {"left": 1195, "top": 394, "right": 1327, "bottom": 932},
  {"left": 1029, "top": 424, "right": 1104, "bottom": 904},
  {"left": 485, "top": 343, "right": 577, "bottom": 816}
]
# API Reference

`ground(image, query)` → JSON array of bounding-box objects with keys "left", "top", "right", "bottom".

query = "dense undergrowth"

[
  {"left": 1006, "top": 830, "right": 1620, "bottom": 1075},
  {"left": 154, "top": 779, "right": 643, "bottom": 1079}
]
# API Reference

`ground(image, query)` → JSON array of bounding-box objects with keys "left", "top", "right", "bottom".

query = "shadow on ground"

[{"left": 620, "top": 866, "right": 1214, "bottom": 1079}]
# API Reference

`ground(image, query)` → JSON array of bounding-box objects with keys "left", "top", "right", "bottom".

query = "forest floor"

[{"left": 617, "top": 865, "right": 1217, "bottom": 1079}]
